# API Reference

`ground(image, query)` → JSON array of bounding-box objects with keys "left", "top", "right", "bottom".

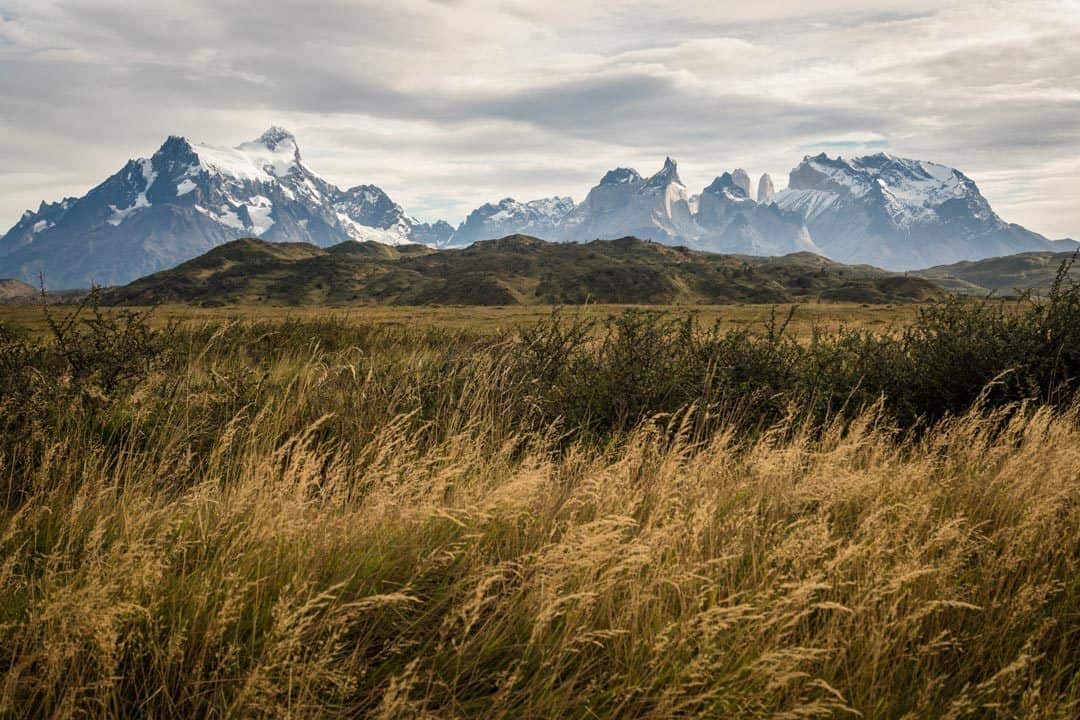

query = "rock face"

[
  {"left": 454, "top": 161, "right": 822, "bottom": 257},
  {"left": 694, "top": 173, "right": 819, "bottom": 255},
  {"left": 757, "top": 173, "right": 775, "bottom": 203},
  {"left": 560, "top": 158, "right": 699, "bottom": 244},
  {"left": 771, "top": 152, "right": 1071, "bottom": 269},
  {"left": 0, "top": 128, "right": 453, "bottom": 288},
  {"left": 732, "top": 169, "right": 753, "bottom": 199},
  {"left": 555, "top": 161, "right": 815, "bottom": 255},
  {"left": 450, "top": 197, "right": 574, "bottom": 247},
  {"left": 451, "top": 153, "right": 1072, "bottom": 269}
]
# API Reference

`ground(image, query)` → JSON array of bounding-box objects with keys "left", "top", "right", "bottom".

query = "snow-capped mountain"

[
  {"left": 694, "top": 172, "right": 819, "bottom": 256},
  {"left": 560, "top": 158, "right": 699, "bottom": 244},
  {"left": 450, "top": 153, "right": 1068, "bottom": 270},
  {"left": 3, "top": 137, "right": 1072, "bottom": 289},
  {"left": 772, "top": 152, "right": 1071, "bottom": 269},
  {"left": 450, "top": 196, "right": 574, "bottom": 247},
  {"left": 0, "top": 128, "right": 452, "bottom": 288},
  {"left": 452, "top": 159, "right": 821, "bottom": 256}
]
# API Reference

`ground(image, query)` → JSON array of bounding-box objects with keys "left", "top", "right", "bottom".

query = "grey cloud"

[{"left": 0, "top": 0, "right": 1077, "bottom": 238}]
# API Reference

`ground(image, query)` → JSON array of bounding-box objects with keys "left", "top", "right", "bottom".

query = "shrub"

[{"left": 508, "top": 259, "right": 1080, "bottom": 436}]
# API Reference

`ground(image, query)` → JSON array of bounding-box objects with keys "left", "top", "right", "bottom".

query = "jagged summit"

[
  {"left": 255, "top": 126, "right": 296, "bottom": 150},
  {"left": 449, "top": 196, "right": 575, "bottom": 247},
  {"left": 0, "top": 130, "right": 453, "bottom": 288},
  {"left": 704, "top": 172, "right": 751, "bottom": 200},
  {"left": 772, "top": 151, "right": 1063, "bottom": 268},
  {"left": 644, "top": 157, "right": 683, "bottom": 189},
  {"left": 238, "top": 127, "right": 301, "bottom": 166},
  {"left": 757, "top": 173, "right": 775, "bottom": 203},
  {"left": 599, "top": 168, "right": 642, "bottom": 186},
  {"left": 3, "top": 140, "right": 1073, "bottom": 289},
  {"left": 731, "top": 169, "right": 752, "bottom": 198}
]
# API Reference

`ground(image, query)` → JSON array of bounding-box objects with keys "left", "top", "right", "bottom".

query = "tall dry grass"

[{"left": 0, "top": 315, "right": 1077, "bottom": 718}]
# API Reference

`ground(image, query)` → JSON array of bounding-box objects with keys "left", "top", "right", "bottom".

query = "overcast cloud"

[{"left": 0, "top": 0, "right": 1077, "bottom": 237}]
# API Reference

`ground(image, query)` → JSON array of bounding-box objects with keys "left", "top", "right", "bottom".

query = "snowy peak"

[
  {"left": 0, "top": 129, "right": 455, "bottom": 287},
  {"left": 335, "top": 184, "right": 409, "bottom": 233},
  {"left": 198, "top": 130, "right": 304, "bottom": 181},
  {"left": 704, "top": 172, "right": 751, "bottom": 201},
  {"left": 451, "top": 195, "right": 575, "bottom": 246},
  {"left": 237, "top": 126, "right": 302, "bottom": 170},
  {"left": 770, "top": 151, "right": 1059, "bottom": 269},
  {"left": 253, "top": 126, "right": 297, "bottom": 154},
  {"left": 785, "top": 151, "right": 993, "bottom": 227}
]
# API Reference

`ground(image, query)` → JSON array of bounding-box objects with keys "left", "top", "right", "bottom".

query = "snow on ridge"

[
  {"left": 108, "top": 158, "right": 157, "bottom": 226},
  {"left": 771, "top": 188, "right": 840, "bottom": 221},
  {"left": 192, "top": 143, "right": 277, "bottom": 183},
  {"left": 799, "top": 152, "right": 973, "bottom": 226},
  {"left": 247, "top": 196, "right": 275, "bottom": 235},
  {"left": 187, "top": 129, "right": 303, "bottom": 183},
  {"left": 336, "top": 212, "right": 413, "bottom": 246}
]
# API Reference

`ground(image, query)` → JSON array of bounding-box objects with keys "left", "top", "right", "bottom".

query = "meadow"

[
  {"left": 0, "top": 300, "right": 918, "bottom": 337},
  {"left": 0, "top": 291, "right": 1077, "bottom": 718}
]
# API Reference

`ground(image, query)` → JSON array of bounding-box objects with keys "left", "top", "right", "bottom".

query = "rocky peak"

[
  {"left": 704, "top": 173, "right": 750, "bottom": 200},
  {"left": 337, "top": 184, "right": 405, "bottom": 229},
  {"left": 757, "top": 173, "right": 775, "bottom": 203},
  {"left": 599, "top": 167, "right": 642, "bottom": 186},
  {"left": 256, "top": 126, "right": 297, "bottom": 152},
  {"left": 643, "top": 157, "right": 682, "bottom": 190},
  {"left": 152, "top": 136, "right": 200, "bottom": 172},
  {"left": 732, "top": 169, "right": 752, "bottom": 198},
  {"left": 234, "top": 126, "right": 302, "bottom": 167}
]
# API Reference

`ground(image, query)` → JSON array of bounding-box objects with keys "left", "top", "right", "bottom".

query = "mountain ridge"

[
  {"left": 0, "top": 129, "right": 453, "bottom": 289},
  {"left": 3, "top": 129, "right": 1073, "bottom": 288},
  {"left": 912, "top": 251, "right": 1080, "bottom": 295},
  {"left": 102, "top": 234, "right": 945, "bottom": 307},
  {"left": 443, "top": 153, "right": 1070, "bottom": 270},
  {"left": 770, "top": 152, "right": 1069, "bottom": 269}
]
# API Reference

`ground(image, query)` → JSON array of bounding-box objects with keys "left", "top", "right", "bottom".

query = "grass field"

[
  {"left": 0, "top": 300, "right": 919, "bottom": 337},
  {"left": 1, "top": 295, "right": 1078, "bottom": 718}
]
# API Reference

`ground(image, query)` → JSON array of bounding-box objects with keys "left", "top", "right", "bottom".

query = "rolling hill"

[
  {"left": 913, "top": 251, "right": 1080, "bottom": 295},
  {"left": 0, "top": 278, "right": 37, "bottom": 302},
  {"left": 103, "top": 235, "right": 945, "bottom": 306}
]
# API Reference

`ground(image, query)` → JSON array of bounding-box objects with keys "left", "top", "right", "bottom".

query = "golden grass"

[
  {"left": 0, "top": 301, "right": 920, "bottom": 339},
  {"left": 1, "top": 322, "right": 1077, "bottom": 719}
]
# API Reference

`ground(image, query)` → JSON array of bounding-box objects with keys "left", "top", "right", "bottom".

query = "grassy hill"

[
  {"left": 104, "top": 235, "right": 944, "bottom": 306},
  {"left": 0, "top": 278, "right": 37, "bottom": 302},
  {"left": 914, "top": 251, "right": 1080, "bottom": 295}
]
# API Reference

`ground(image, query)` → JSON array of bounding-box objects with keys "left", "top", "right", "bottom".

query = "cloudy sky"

[{"left": 1, "top": 0, "right": 1078, "bottom": 238}]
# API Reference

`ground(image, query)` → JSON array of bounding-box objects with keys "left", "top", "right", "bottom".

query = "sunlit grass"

[{"left": 1, "top": 297, "right": 1078, "bottom": 718}]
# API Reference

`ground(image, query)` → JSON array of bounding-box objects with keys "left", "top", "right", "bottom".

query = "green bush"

[{"left": 509, "top": 259, "right": 1080, "bottom": 436}]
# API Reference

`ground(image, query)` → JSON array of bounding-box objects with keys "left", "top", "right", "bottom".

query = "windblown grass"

[{"left": 1, "top": 292, "right": 1079, "bottom": 718}]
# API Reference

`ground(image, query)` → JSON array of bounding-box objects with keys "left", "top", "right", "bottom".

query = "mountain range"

[
  {"left": 1, "top": 128, "right": 1073, "bottom": 288},
  {"left": 0, "top": 128, "right": 454, "bottom": 289}
]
